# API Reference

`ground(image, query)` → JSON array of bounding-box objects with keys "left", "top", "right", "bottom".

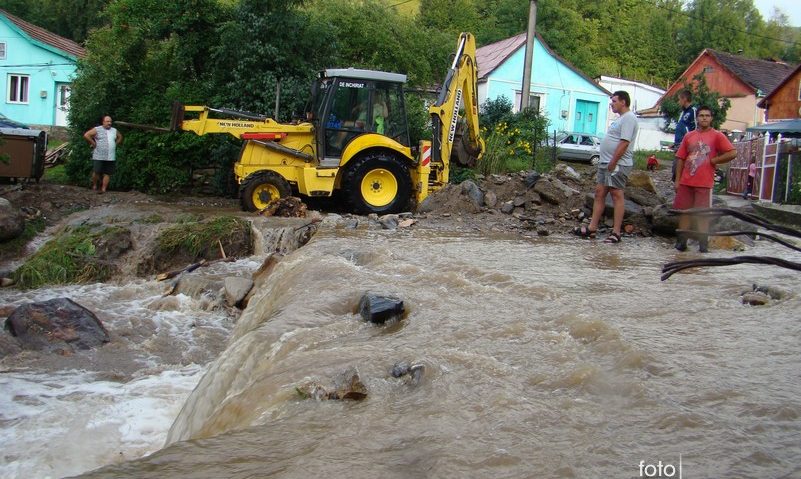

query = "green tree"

[
  {"left": 660, "top": 73, "right": 731, "bottom": 131},
  {"left": 0, "top": 0, "right": 108, "bottom": 43}
]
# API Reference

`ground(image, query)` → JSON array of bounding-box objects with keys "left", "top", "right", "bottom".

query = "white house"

[{"left": 597, "top": 75, "right": 672, "bottom": 151}]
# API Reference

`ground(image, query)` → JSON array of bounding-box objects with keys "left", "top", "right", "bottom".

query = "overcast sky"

[{"left": 752, "top": 0, "right": 800, "bottom": 26}]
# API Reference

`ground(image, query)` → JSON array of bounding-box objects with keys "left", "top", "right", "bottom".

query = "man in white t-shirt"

[
  {"left": 83, "top": 115, "right": 123, "bottom": 194},
  {"left": 573, "top": 90, "right": 638, "bottom": 244}
]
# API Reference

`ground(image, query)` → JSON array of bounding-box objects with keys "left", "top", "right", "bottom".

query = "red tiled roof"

[
  {"left": 0, "top": 9, "right": 85, "bottom": 58},
  {"left": 707, "top": 49, "right": 795, "bottom": 95}
]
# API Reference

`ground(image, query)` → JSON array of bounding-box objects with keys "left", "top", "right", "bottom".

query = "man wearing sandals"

[
  {"left": 574, "top": 90, "right": 638, "bottom": 244},
  {"left": 673, "top": 106, "right": 736, "bottom": 252}
]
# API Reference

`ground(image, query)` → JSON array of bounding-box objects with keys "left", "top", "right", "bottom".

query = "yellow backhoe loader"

[{"left": 172, "top": 32, "right": 484, "bottom": 213}]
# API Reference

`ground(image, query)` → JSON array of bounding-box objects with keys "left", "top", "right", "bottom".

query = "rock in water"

[
  {"left": 358, "top": 294, "right": 404, "bottom": 324},
  {"left": 5, "top": 298, "right": 110, "bottom": 353}
]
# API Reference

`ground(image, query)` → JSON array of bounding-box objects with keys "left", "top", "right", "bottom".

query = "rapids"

[
  {"left": 89, "top": 229, "right": 801, "bottom": 478},
  {"left": 3, "top": 227, "right": 801, "bottom": 478}
]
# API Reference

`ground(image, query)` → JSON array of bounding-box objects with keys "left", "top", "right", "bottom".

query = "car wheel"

[{"left": 590, "top": 155, "right": 600, "bottom": 167}]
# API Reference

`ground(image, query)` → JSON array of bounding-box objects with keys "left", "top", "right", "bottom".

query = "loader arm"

[
  {"left": 173, "top": 103, "right": 307, "bottom": 141},
  {"left": 429, "top": 32, "right": 485, "bottom": 170}
]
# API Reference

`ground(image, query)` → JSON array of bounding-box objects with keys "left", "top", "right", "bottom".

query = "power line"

[
  {"left": 641, "top": 0, "right": 800, "bottom": 47},
  {"left": 388, "top": 0, "right": 415, "bottom": 8}
]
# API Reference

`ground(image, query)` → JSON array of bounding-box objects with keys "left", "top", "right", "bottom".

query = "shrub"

[{"left": 13, "top": 226, "right": 119, "bottom": 289}]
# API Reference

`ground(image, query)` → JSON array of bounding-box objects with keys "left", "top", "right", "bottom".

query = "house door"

[
  {"left": 55, "top": 83, "right": 71, "bottom": 127},
  {"left": 573, "top": 100, "right": 598, "bottom": 134}
]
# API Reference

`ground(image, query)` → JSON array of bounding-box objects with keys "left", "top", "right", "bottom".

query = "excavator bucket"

[{"left": 170, "top": 101, "right": 185, "bottom": 132}]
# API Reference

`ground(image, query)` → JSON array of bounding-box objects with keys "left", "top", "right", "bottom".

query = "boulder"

[
  {"left": 358, "top": 293, "right": 404, "bottom": 324},
  {"left": 297, "top": 366, "right": 368, "bottom": 401},
  {"left": 627, "top": 170, "right": 657, "bottom": 193},
  {"left": 0, "top": 197, "right": 25, "bottom": 242},
  {"left": 552, "top": 163, "right": 581, "bottom": 182},
  {"left": 649, "top": 203, "right": 679, "bottom": 236},
  {"left": 223, "top": 277, "right": 254, "bottom": 307},
  {"left": 379, "top": 214, "right": 399, "bottom": 230},
  {"left": 483, "top": 190, "right": 498, "bottom": 208},
  {"left": 742, "top": 292, "right": 770, "bottom": 306},
  {"left": 583, "top": 193, "right": 645, "bottom": 218},
  {"left": 533, "top": 179, "right": 565, "bottom": 205},
  {"left": 460, "top": 180, "right": 484, "bottom": 209},
  {"left": 524, "top": 171, "right": 541, "bottom": 188},
  {"left": 4, "top": 298, "right": 109, "bottom": 353}
]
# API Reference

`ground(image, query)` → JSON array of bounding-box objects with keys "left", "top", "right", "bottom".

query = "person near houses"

[
  {"left": 573, "top": 90, "right": 639, "bottom": 244},
  {"left": 647, "top": 154, "right": 659, "bottom": 171},
  {"left": 672, "top": 89, "right": 697, "bottom": 182},
  {"left": 83, "top": 115, "right": 122, "bottom": 194},
  {"left": 673, "top": 106, "right": 737, "bottom": 252},
  {"left": 743, "top": 158, "right": 757, "bottom": 199}
]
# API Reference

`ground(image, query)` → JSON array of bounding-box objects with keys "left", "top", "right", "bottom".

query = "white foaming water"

[
  {"left": 0, "top": 366, "right": 204, "bottom": 479},
  {"left": 0, "top": 257, "right": 265, "bottom": 478}
]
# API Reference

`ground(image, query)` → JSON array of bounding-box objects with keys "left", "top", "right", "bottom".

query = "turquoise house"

[
  {"left": 477, "top": 33, "right": 611, "bottom": 137},
  {"left": 0, "top": 9, "right": 84, "bottom": 128}
]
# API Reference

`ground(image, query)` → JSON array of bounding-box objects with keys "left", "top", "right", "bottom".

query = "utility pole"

[{"left": 520, "top": 0, "right": 537, "bottom": 111}]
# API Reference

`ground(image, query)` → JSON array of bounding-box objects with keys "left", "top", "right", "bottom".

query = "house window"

[
  {"left": 0, "top": 43, "right": 6, "bottom": 60},
  {"left": 703, "top": 66, "right": 715, "bottom": 73},
  {"left": 798, "top": 80, "right": 801, "bottom": 101},
  {"left": 8, "top": 74, "right": 29, "bottom": 103},
  {"left": 514, "top": 92, "right": 543, "bottom": 112}
]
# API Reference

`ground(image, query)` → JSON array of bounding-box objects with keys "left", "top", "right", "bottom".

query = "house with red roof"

[
  {"left": 657, "top": 49, "right": 795, "bottom": 132},
  {"left": 0, "top": 9, "right": 85, "bottom": 128},
  {"left": 757, "top": 62, "right": 801, "bottom": 121}
]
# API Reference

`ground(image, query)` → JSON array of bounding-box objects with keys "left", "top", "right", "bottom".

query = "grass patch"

[
  {"left": 13, "top": 226, "right": 118, "bottom": 289},
  {"left": 43, "top": 164, "right": 72, "bottom": 184},
  {"left": 156, "top": 216, "right": 250, "bottom": 257}
]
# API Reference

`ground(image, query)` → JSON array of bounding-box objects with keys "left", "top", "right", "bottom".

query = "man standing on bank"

[
  {"left": 84, "top": 115, "right": 122, "bottom": 194},
  {"left": 673, "top": 106, "right": 736, "bottom": 252},
  {"left": 672, "top": 89, "right": 697, "bottom": 182},
  {"left": 574, "top": 90, "right": 639, "bottom": 244}
]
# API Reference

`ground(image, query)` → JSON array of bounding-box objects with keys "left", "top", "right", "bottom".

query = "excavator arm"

[{"left": 429, "top": 32, "right": 485, "bottom": 168}]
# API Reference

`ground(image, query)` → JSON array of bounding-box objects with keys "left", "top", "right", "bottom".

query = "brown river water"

[{"left": 5, "top": 226, "right": 801, "bottom": 478}]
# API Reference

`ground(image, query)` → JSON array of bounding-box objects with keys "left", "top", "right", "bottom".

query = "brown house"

[
  {"left": 757, "top": 63, "right": 801, "bottom": 120},
  {"left": 658, "top": 49, "right": 796, "bottom": 132}
]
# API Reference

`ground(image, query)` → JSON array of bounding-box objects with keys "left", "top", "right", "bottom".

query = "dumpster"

[{"left": 0, "top": 128, "right": 48, "bottom": 181}]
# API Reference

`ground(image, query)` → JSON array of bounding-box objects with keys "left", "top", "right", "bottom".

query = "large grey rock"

[
  {"left": 583, "top": 192, "right": 644, "bottom": 218},
  {"left": 552, "top": 163, "right": 581, "bottom": 182},
  {"left": 358, "top": 293, "right": 404, "bottom": 324},
  {"left": 533, "top": 178, "right": 566, "bottom": 205},
  {"left": 649, "top": 203, "right": 679, "bottom": 236},
  {"left": 0, "top": 198, "right": 24, "bottom": 242},
  {"left": 4, "top": 298, "right": 109, "bottom": 354},
  {"left": 461, "top": 180, "right": 484, "bottom": 209}
]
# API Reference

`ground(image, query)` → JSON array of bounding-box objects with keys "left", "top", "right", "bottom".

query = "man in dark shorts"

[
  {"left": 83, "top": 115, "right": 123, "bottom": 194},
  {"left": 673, "top": 106, "right": 736, "bottom": 252},
  {"left": 573, "top": 90, "right": 639, "bottom": 244}
]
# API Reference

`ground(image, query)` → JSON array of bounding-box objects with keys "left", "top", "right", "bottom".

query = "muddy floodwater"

[{"left": 3, "top": 227, "right": 801, "bottom": 478}]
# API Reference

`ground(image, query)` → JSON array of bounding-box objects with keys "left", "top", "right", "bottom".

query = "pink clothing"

[{"left": 676, "top": 129, "right": 735, "bottom": 188}]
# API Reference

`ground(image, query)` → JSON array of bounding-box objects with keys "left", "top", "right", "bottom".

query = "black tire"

[
  {"left": 342, "top": 152, "right": 411, "bottom": 215},
  {"left": 239, "top": 170, "right": 292, "bottom": 212}
]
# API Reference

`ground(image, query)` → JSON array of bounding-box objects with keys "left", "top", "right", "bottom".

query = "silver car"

[{"left": 555, "top": 132, "right": 601, "bottom": 163}]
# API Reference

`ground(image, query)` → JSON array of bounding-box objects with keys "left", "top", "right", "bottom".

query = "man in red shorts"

[{"left": 673, "top": 106, "right": 736, "bottom": 252}]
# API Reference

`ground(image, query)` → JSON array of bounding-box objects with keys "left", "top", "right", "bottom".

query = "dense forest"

[{"left": 1, "top": 0, "right": 798, "bottom": 192}]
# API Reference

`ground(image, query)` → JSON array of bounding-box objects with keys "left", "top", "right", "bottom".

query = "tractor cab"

[{"left": 310, "top": 69, "right": 410, "bottom": 168}]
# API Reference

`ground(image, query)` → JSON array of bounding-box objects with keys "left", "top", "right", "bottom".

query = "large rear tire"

[
  {"left": 239, "top": 171, "right": 292, "bottom": 212},
  {"left": 343, "top": 152, "right": 411, "bottom": 215}
]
